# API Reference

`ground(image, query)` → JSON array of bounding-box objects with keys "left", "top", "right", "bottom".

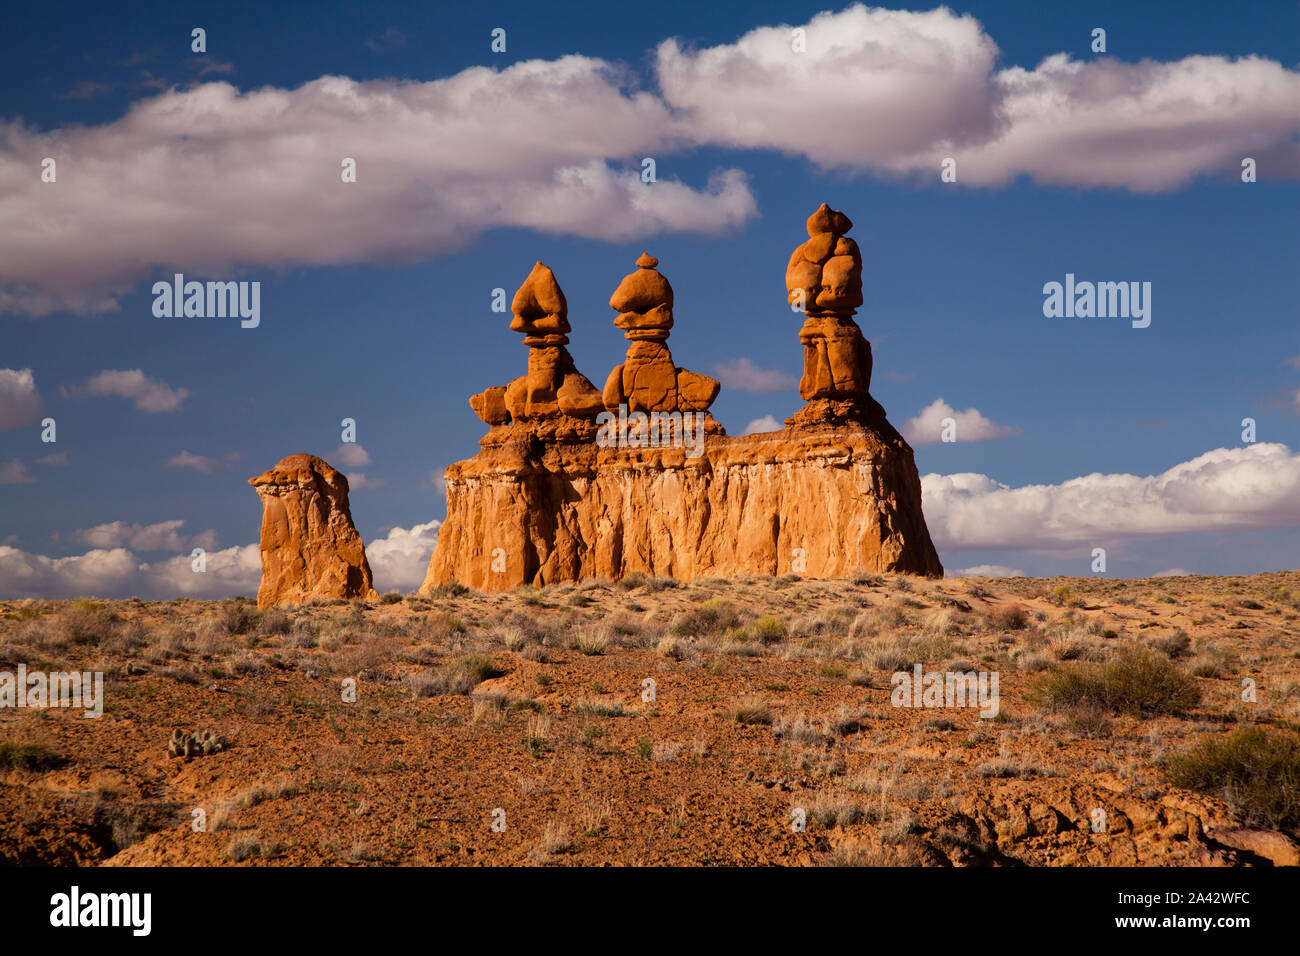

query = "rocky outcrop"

[
  {"left": 249, "top": 453, "right": 378, "bottom": 608},
  {"left": 422, "top": 204, "right": 942, "bottom": 593}
]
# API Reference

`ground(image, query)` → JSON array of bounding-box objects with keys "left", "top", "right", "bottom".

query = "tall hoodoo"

[
  {"left": 786, "top": 203, "right": 874, "bottom": 426},
  {"left": 601, "top": 253, "right": 721, "bottom": 422},
  {"left": 249, "top": 453, "right": 378, "bottom": 609}
]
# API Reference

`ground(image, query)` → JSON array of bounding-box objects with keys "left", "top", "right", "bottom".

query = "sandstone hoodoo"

[
  {"left": 786, "top": 202, "right": 873, "bottom": 427},
  {"left": 249, "top": 453, "right": 378, "bottom": 609},
  {"left": 469, "top": 261, "right": 605, "bottom": 444},
  {"left": 602, "top": 253, "right": 721, "bottom": 424},
  {"left": 422, "top": 205, "right": 943, "bottom": 593}
]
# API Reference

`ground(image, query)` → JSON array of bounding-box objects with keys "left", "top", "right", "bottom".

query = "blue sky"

[{"left": 1, "top": 1, "right": 1298, "bottom": 597}]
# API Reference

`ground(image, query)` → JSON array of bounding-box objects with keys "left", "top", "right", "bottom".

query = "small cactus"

[{"left": 167, "top": 728, "right": 225, "bottom": 759}]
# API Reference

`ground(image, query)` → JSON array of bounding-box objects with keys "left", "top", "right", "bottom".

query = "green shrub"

[
  {"left": 1165, "top": 728, "right": 1300, "bottom": 831},
  {"left": 1029, "top": 645, "right": 1200, "bottom": 716},
  {"left": 0, "top": 740, "right": 67, "bottom": 771},
  {"left": 752, "top": 616, "right": 788, "bottom": 644}
]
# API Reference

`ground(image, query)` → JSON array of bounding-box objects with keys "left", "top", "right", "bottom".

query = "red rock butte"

[{"left": 422, "top": 204, "right": 943, "bottom": 593}]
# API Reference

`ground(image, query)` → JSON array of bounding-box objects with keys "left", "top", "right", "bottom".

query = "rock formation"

[
  {"left": 249, "top": 453, "right": 378, "bottom": 608},
  {"left": 602, "top": 253, "right": 721, "bottom": 423},
  {"left": 785, "top": 203, "right": 874, "bottom": 427},
  {"left": 469, "top": 261, "right": 604, "bottom": 444},
  {"left": 422, "top": 205, "right": 942, "bottom": 593}
]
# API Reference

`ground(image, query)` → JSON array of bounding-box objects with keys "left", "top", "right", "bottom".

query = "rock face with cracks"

[
  {"left": 249, "top": 453, "right": 378, "bottom": 609},
  {"left": 422, "top": 205, "right": 942, "bottom": 593}
]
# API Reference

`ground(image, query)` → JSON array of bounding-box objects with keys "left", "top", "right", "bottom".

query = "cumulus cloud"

[
  {"left": 8, "top": 8, "right": 1291, "bottom": 316},
  {"left": 922, "top": 443, "right": 1300, "bottom": 551},
  {"left": 366, "top": 520, "right": 441, "bottom": 592},
  {"left": 0, "top": 517, "right": 441, "bottom": 599},
  {"left": 73, "top": 519, "right": 216, "bottom": 552},
  {"left": 741, "top": 414, "right": 783, "bottom": 435},
  {"left": 66, "top": 369, "right": 189, "bottom": 412},
  {"left": 952, "top": 53, "right": 1300, "bottom": 190},
  {"left": 948, "top": 565, "right": 1024, "bottom": 578},
  {"left": 711, "top": 358, "right": 797, "bottom": 393},
  {"left": 0, "top": 62, "right": 755, "bottom": 315},
  {"left": 0, "top": 542, "right": 262, "bottom": 599},
  {"left": 658, "top": 5, "right": 1300, "bottom": 188},
  {"left": 0, "top": 460, "right": 35, "bottom": 485},
  {"left": 902, "top": 398, "right": 1019, "bottom": 445},
  {"left": 163, "top": 450, "right": 225, "bottom": 474},
  {"left": 346, "top": 473, "right": 386, "bottom": 491},
  {"left": 0, "top": 368, "right": 44, "bottom": 431},
  {"left": 332, "top": 443, "right": 372, "bottom": 468},
  {"left": 659, "top": 5, "right": 1001, "bottom": 167}
]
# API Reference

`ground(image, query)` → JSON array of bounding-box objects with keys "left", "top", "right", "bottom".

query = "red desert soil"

[{"left": 2, "top": 571, "right": 1298, "bottom": 866}]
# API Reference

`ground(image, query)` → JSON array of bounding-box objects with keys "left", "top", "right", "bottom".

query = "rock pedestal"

[{"left": 249, "top": 453, "right": 378, "bottom": 608}]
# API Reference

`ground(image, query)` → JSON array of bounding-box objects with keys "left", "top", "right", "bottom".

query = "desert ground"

[{"left": 1, "top": 570, "right": 1298, "bottom": 867}]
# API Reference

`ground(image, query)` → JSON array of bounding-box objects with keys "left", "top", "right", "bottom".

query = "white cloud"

[
  {"left": 902, "top": 398, "right": 1019, "bottom": 445},
  {"left": 35, "top": 451, "right": 69, "bottom": 466},
  {"left": 1284, "top": 356, "right": 1300, "bottom": 370},
  {"left": 332, "top": 443, "right": 372, "bottom": 468},
  {"left": 346, "top": 473, "right": 386, "bottom": 491},
  {"left": 0, "top": 63, "right": 755, "bottom": 315},
  {"left": 1153, "top": 568, "right": 1192, "bottom": 577},
  {"left": 922, "top": 443, "right": 1300, "bottom": 551},
  {"left": 710, "top": 358, "right": 797, "bottom": 393},
  {"left": 660, "top": 6, "right": 1000, "bottom": 168},
  {"left": 948, "top": 565, "right": 1024, "bottom": 578},
  {"left": 0, "top": 547, "right": 142, "bottom": 599},
  {"left": 67, "top": 369, "right": 188, "bottom": 412},
  {"left": 0, "top": 541, "right": 254, "bottom": 600},
  {"left": 658, "top": 5, "right": 1300, "bottom": 189},
  {"left": 952, "top": 53, "right": 1300, "bottom": 191},
  {"left": 423, "top": 468, "right": 447, "bottom": 495},
  {"left": 741, "top": 414, "right": 783, "bottom": 435},
  {"left": 163, "top": 450, "right": 225, "bottom": 474},
  {"left": 366, "top": 520, "right": 442, "bottom": 593},
  {"left": 9, "top": 10, "right": 1290, "bottom": 316},
  {"left": 0, "top": 518, "right": 439, "bottom": 599},
  {"left": 145, "top": 544, "right": 262, "bottom": 598},
  {"left": 73, "top": 519, "right": 216, "bottom": 552},
  {"left": 0, "top": 368, "right": 44, "bottom": 431},
  {"left": 0, "top": 460, "right": 35, "bottom": 485}
]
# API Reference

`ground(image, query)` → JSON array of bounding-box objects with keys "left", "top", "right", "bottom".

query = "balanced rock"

[
  {"left": 248, "top": 453, "right": 378, "bottom": 609},
  {"left": 602, "top": 253, "right": 720, "bottom": 416},
  {"left": 786, "top": 203, "right": 874, "bottom": 421},
  {"left": 469, "top": 262, "right": 604, "bottom": 442}
]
